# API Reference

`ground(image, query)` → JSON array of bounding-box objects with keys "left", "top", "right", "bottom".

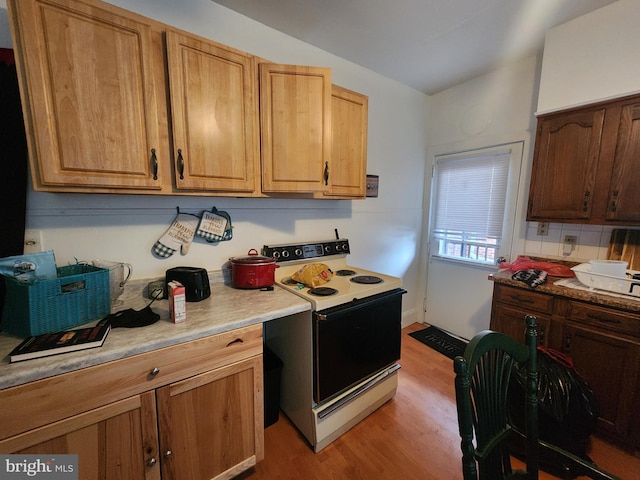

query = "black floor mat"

[{"left": 409, "top": 325, "right": 468, "bottom": 360}]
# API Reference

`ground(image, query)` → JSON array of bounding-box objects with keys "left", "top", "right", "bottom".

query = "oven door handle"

[
  {"left": 316, "top": 363, "right": 401, "bottom": 419},
  {"left": 314, "top": 288, "right": 406, "bottom": 321}
]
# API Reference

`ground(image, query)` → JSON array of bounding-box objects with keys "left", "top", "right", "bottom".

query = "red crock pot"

[{"left": 228, "top": 249, "right": 278, "bottom": 289}]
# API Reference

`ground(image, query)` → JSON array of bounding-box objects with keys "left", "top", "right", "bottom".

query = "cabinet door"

[
  {"left": 562, "top": 323, "right": 640, "bottom": 445},
  {"left": 527, "top": 108, "right": 605, "bottom": 221},
  {"left": 491, "top": 304, "right": 551, "bottom": 347},
  {"left": 165, "top": 31, "right": 259, "bottom": 194},
  {"left": 324, "top": 85, "right": 368, "bottom": 198},
  {"left": 0, "top": 393, "right": 160, "bottom": 480},
  {"left": 606, "top": 101, "right": 640, "bottom": 222},
  {"left": 156, "top": 356, "right": 263, "bottom": 480},
  {"left": 8, "top": 0, "right": 165, "bottom": 191},
  {"left": 259, "top": 63, "right": 332, "bottom": 193}
]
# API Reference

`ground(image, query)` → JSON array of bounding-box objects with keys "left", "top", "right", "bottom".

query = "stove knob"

[
  {"left": 324, "top": 245, "right": 332, "bottom": 253},
  {"left": 282, "top": 250, "right": 290, "bottom": 258},
  {"left": 273, "top": 251, "right": 280, "bottom": 259},
  {"left": 294, "top": 248, "right": 302, "bottom": 257}
]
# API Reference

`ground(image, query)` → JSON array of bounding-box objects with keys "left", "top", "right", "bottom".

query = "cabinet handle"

[
  {"left": 610, "top": 190, "right": 619, "bottom": 213},
  {"left": 564, "top": 334, "right": 572, "bottom": 354},
  {"left": 582, "top": 191, "right": 591, "bottom": 212},
  {"left": 226, "top": 338, "right": 244, "bottom": 347},
  {"left": 164, "top": 450, "right": 173, "bottom": 458},
  {"left": 509, "top": 295, "right": 534, "bottom": 304},
  {"left": 150, "top": 149, "right": 158, "bottom": 180},
  {"left": 177, "top": 149, "right": 185, "bottom": 180},
  {"left": 324, "top": 161, "right": 329, "bottom": 185},
  {"left": 586, "top": 313, "right": 621, "bottom": 324},
  {"left": 149, "top": 367, "right": 160, "bottom": 377},
  {"left": 146, "top": 458, "right": 157, "bottom": 467}
]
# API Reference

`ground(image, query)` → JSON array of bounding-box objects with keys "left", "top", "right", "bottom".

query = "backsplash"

[{"left": 523, "top": 222, "right": 625, "bottom": 263}]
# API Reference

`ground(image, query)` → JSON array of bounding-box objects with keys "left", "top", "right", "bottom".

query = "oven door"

[{"left": 313, "top": 288, "right": 405, "bottom": 405}]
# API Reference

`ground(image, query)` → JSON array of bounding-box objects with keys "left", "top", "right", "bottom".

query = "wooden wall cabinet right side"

[{"left": 527, "top": 93, "right": 640, "bottom": 225}]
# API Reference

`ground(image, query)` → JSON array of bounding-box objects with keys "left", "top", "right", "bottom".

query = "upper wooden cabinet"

[
  {"left": 165, "top": 30, "right": 260, "bottom": 194},
  {"left": 8, "top": 0, "right": 168, "bottom": 192},
  {"left": 8, "top": 0, "right": 368, "bottom": 199},
  {"left": 605, "top": 101, "right": 640, "bottom": 223},
  {"left": 325, "top": 85, "right": 368, "bottom": 198},
  {"left": 259, "top": 63, "right": 332, "bottom": 194},
  {"left": 527, "top": 93, "right": 640, "bottom": 225}
]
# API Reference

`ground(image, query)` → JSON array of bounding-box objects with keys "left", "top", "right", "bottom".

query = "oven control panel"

[{"left": 262, "top": 239, "right": 350, "bottom": 262}]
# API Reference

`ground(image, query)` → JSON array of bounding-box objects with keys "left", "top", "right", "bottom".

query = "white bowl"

[{"left": 588, "top": 260, "right": 628, "bottom": 278}]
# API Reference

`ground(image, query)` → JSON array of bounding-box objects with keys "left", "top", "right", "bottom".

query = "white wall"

[
  {"left": 422, "top": 1, "right": 640, "bottom": 339},
  {"left": 528, "top": 0, "right": 640, "bottom": 261},
  {"left": 421, "top": 56, "right": 540, "bottom": 339},
  {"left": 537, "top": 0, "right": 640, "bottom": 113},
  {"left": 0, "top": 0, "right": 429, "bottom": 327}
]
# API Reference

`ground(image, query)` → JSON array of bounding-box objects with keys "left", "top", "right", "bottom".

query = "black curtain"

[{"left": 0, "top": 48, "right": 28, "bottom": 258}]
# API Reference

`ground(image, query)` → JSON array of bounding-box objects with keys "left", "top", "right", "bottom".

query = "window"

[{"left": 431, "top": 145, "right": 517, "bottom": 266}]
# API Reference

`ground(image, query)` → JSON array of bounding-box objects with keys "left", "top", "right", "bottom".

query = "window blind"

[{"left": 434, "top": 151, "right": 510, "bottom": 238}]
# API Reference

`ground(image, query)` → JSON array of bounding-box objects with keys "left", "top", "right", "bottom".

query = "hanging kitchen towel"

[
  {"left": 153, "top": 211, "right": 199, "bottom": 258},
  {"left": 512, "top": 269, "right": 548, "bottom": 288}
]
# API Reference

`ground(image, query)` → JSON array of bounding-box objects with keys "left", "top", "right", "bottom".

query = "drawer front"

[
  {"left": 491, "top": 304, "right": 551, "bottom": 347},
  {"left": 0, "top": 324, "right": 263, "bottom": 440},
  {"left": 568, "top": 301, "right": 640, "bottom": 337},
  {"left": 494, "top": 284, "right": 554, "bottom": 314}
]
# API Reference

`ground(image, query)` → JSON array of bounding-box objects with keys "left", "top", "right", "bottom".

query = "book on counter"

[{"left": 9, "top": 323, "right": 111, "bottom": 363}]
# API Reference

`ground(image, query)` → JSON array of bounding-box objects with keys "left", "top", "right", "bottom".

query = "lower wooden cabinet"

[
  {"left": 0, "top": 324, "right": 264, "bottom": 480},
  {"left": 561, "top": 322, "right": 640, "bottom": 445},
  {"left": 157, "top": 356, "right": 263, "bottom": 480},
  {"left": 491, "top": 282, "right": 640, "bottom": 451},
  {"left": 491, "top": 303, "right": 551, "bottom": 348},
  {"left": 0, "top": 393, "right": 160, "bottom": 480}
]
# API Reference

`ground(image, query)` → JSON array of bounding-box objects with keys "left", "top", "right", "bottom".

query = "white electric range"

[{"left": 262, "top": 238, "right": 405, "bottom": 452}]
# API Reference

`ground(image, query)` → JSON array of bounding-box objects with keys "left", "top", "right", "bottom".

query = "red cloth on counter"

[{"left": 499, "top": 256, "right": 575, "bottom": 277}]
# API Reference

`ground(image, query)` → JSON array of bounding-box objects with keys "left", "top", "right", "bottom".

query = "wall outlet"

[
  {"left": 23, "top": 230, "right": 45, "bottom": 253},
  {"left": 563, "top": 235, "right": 577, "bottom": 255},
  {"left": 537, "top": 222, "right": 549, "bottom": 236}
]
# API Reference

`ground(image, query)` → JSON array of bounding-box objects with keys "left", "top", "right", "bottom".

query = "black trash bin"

[{"left": 263, "top": 345, "right": 283, "bottom": 428}]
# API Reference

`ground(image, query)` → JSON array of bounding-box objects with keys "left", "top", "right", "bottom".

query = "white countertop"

[{"left": 0, "top": 272, "right": 311, "bottom": 390}]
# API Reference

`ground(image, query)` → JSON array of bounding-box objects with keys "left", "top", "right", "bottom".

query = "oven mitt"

[
  {"left": 153, "top": 212, "right": 199, "bottom": 258},
  {"left": 97, "top": 305, "right": 160, "bottom": 328},
  {"left": 512, "top": 269, "right": 548, "bottom": 288},
  {"left": 196, "top": 207, "right": 233, "bottom": 243}
]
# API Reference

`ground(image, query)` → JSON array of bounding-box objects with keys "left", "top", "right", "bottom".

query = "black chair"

[{"left": 453, "top": 314, "right": 621, "bottom": 479}]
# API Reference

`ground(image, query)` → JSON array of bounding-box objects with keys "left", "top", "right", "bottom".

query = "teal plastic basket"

[{"left": 1, "top": 264, "right": 110, "bottom": 338}]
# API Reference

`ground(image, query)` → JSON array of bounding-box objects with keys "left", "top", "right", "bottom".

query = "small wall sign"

[{"left": 366, "top": 175, "right": 379, "bottom": 197}]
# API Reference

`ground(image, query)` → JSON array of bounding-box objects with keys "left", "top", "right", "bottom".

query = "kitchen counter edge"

[
  {"left": 0, "top": 272, "right": 311, "bottom": 390},
  {"left": 489, "top": 269, "right": 640, "bottom": 313}
]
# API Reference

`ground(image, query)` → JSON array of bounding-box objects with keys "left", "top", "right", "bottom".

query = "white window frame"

[{"left": 429, "top": 142, "right": 523, "bottom": 267}]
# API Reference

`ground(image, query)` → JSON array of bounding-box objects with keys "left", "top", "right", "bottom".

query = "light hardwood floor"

[{"left": 239, "top": 323, "right": 640, "bottom": 479}]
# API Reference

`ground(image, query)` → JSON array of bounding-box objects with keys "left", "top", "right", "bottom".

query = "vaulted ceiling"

[{"left": 212, "top": 0, "right": 617, "bottom": 95}]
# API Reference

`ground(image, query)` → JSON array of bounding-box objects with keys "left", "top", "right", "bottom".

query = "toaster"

[{"left": 165, "top": 266, "right": 211, "bottom": 302}]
